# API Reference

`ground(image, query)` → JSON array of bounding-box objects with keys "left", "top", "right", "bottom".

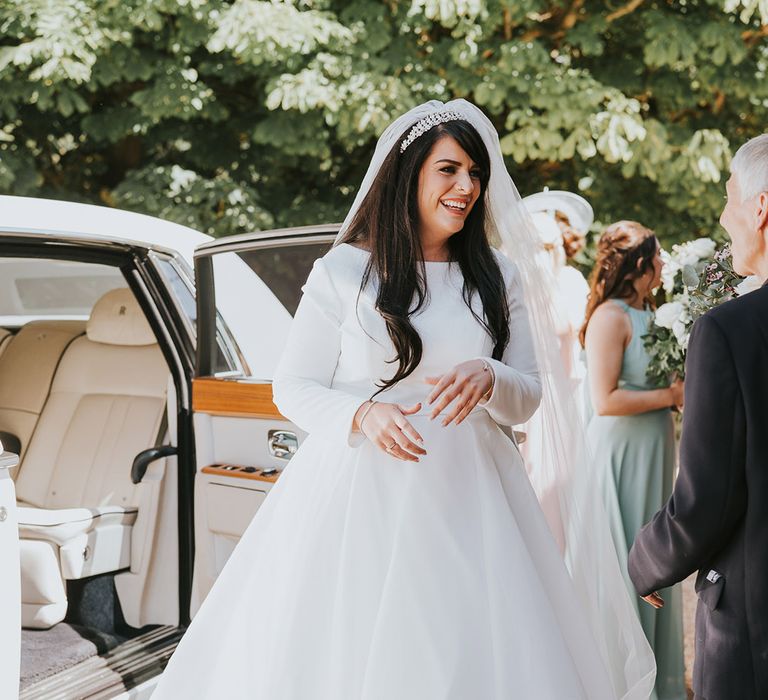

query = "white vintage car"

[{"left": 0, "top": 195, "right": 336, "bottom": 699}]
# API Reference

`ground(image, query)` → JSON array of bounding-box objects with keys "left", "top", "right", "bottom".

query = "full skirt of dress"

[{"left": 153, "top": 410, "right": 614, "bottom": 699}]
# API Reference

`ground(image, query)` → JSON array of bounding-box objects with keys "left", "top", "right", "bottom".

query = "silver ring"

[{"left": 385, "top": 442, "right": 396, "bottom": 451}]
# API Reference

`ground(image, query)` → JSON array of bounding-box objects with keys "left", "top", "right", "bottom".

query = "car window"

[
  {"left": 153, "top": 254, "right": 240, "bottom": 374},
  {"left": 210, "top": 241, "right": 331, "bottom": 379},
  {"left": 0, "top": 258, "right": 126, "bottom": 326},
  {"left": 154, "top": 257, "right": 197, "bottom": 329}
]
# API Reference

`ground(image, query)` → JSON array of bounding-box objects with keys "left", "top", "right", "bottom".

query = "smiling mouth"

[{"left": 440, "top": 199, "right": 468, "bottom": 215}]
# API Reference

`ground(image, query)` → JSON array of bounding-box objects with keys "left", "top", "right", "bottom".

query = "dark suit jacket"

[{"left": 628, "top": 284, "right": 768, "bottom": 700}]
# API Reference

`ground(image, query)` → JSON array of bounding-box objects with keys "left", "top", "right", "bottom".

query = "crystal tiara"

[{"left": 399, "top": 110, "right": 464, "bottom": 153}]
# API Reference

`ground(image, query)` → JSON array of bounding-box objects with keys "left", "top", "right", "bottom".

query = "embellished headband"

[{"left": 399, "top": 110, "right": 464, "bottom": 153}]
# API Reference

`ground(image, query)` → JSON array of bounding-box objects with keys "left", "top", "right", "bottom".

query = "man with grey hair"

[{"left": 628, "top": 133, "right": 768, "bottom": 700}]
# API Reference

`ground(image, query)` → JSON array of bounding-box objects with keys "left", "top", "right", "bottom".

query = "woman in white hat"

[{"left": 522, "top": 189, "right": 592, "bottom": 387}]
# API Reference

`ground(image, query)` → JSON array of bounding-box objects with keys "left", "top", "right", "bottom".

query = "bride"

[{"left": 152, "top": 100, "right": 654, "bottom": 699}]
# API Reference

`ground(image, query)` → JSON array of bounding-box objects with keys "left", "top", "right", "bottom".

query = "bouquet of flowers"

[{"left": 644, "top": 240, "right": 755, "bottom": 387}]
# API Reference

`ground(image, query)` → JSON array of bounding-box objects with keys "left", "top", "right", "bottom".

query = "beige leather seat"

[
  {"left": 0, "top": 321, "right": 84, "bottom": 464},
  {"left": 0, "top": 327, "right": 11, "bottom": 357},
  {"left": 14, "top": 289, "right": 168, "bottom": 629}
]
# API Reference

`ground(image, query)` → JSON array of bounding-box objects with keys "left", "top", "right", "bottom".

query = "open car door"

[{"left": 189, "top": 226, "right": 336, "bottom": 612}]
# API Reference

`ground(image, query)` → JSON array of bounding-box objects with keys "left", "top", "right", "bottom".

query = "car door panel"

[{"left": 190, "top": 231, "right": 335, "bottom": 614}]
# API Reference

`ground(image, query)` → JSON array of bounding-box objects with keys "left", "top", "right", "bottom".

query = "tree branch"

[
  {"left": 503, "top": 8, "right": 513, "bottom": 40},
  {"left": 742, "top": 25, "right": 768, "bottom": 47},
  {"left": 606, "top": 0, "right": 645, "bottom": 23},
  {"left": 520, "top": 28, "right": 544, "bottom": 42},
  {"left": 713, "top": 90, "right": 726, "bottom": 114},
  {"left": 560, "top": 0, "right": 585, "bottom": 32}
]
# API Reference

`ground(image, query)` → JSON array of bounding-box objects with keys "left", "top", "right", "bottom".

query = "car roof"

[{"left": 0, "top": 195, "right": 212, "bottom": 263}]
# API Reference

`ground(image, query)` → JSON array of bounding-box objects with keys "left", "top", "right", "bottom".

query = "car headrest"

[{"left": 86, "top": 288, "right": 156, "bottom": 347}]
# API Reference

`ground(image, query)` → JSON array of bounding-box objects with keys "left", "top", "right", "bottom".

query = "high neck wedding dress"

[{"left": 151, "top": 242, "right": 617, "bottom": 699}]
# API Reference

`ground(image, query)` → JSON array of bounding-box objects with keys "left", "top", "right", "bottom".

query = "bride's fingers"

[
  {"left": 395, "top": 418, "right": 425, "bottom": 449},
  {"left": 393, "top": 427, "right": 426, "bottom": 456},
  {"left": 376, "top": 427, "right": 421, "bottom": 461},
  {"left": 429, "top": 384, "right": 461, "bottom": 419},
  {"left": 425, "top": 373, "right": 454, "bottom": 404},
  {"left": 397, "top": 402, "right": 422, "bottom": 416},
  {"left": 387, "top": 441, "right": 419, "bottom": 462},
  {"left": 444, "top": 392, "right": 480, "bottom": 426}
]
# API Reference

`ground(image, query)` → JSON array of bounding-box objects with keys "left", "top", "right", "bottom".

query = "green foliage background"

[{"left": 1, "top": 0, "right": 767, "bottom": 242}]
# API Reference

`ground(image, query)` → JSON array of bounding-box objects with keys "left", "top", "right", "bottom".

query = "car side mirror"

[{"left": 131, "top": 445, "right": 177, "bottom": 485}]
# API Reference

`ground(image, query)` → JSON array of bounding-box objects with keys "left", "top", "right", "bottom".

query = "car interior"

[{"left": 0, "top": 258, "right": 179, "bottom": 693}]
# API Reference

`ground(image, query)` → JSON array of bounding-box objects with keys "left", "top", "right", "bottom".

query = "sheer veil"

[{"left": 336, "top": 99, "right": 656, "bottom": 699}]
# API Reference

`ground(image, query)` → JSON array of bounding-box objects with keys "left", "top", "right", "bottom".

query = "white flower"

[
  {"left": 168, "top": 165, "right": 197, "bottom": 197},
  {"left": 672, "top": 237, "right": 716, "bottom": 268},
  {"left": 687, "top": 237, "right": 717, "bottom": 261},
  {"left": 660, "top": 249, "right": 679, "bottom": 295},
  {"left": 654, "top": 301, "right": 684, "bottom": 329},
  {"left": 735, "top": 275, "right": 762, "bottom": 296},
  {"left": 672, "top": 319, "right": 690, "bottom": 348}
]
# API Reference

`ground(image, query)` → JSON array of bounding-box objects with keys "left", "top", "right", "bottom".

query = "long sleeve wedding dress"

[{"left": 151, "top": 242, "right": 615, "bottom": 699}]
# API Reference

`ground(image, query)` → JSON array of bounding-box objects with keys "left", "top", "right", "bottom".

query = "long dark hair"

[
  {"left": 579, "top": 220, "right": 658, "bottom": 347},
  {"left": 338, "top": 119, "right": 510, "bottom": 394}
]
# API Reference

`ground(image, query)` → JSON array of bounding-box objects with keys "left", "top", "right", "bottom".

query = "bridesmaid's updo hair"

[
  {"left": 579, "top": 220, "right": 658, "bottom": 348},
  {"left": 339, "top": 118, "right": 509, "bottom": 394}
]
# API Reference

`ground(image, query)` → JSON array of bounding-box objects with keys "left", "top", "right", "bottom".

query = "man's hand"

[{"left": 641, "top": 591, "right": 664, "bottom": 609}]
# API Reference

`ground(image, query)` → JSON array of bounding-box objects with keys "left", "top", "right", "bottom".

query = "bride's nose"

[{"left": 455, "top": 171, "right": 474, "bottom": 195}]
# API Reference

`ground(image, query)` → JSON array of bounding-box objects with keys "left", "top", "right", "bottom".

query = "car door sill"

[{"left": 19, "top": 625, "right": 183, "bottom": 700}]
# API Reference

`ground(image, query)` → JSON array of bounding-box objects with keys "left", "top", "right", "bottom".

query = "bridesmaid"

[{"left": 580, "top": 221, "right": 686, "bottom": 700}]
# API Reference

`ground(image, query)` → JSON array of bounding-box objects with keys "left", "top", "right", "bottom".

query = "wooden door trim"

[
  {"left": 192, "top": 377, "right": 284, "bottom": 419},
  {"left": 201, "top": 465, "right": 280, "bottom": 484}
]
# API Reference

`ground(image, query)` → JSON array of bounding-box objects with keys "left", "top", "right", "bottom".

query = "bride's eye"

[{"left": 440, "top": 166, "right": 456, "bottom": 174}]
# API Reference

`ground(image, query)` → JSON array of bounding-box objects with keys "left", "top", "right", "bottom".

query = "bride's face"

[{"left": 416, "top": 136, "right": 482, "bottom": 249}]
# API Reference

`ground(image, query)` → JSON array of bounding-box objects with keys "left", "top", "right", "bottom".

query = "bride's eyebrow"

[{"left": 435, "top": 158, "right": 476, "bottom": 167}]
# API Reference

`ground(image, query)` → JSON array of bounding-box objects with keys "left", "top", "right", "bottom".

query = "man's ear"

[{"left": 756, "top": 191, "right": 768, "bottom": 232}]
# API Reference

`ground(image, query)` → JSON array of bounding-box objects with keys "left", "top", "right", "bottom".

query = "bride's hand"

[
  {"left": 425, "top": 359, "right": 493, "bottom": 427},
  {"left": 355, "top": 401, "right": 426, "bottom": 462}
]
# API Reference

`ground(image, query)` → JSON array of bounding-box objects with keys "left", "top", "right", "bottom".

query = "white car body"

[{"left": 0, "top": 195, "right": 337, "bottom": 699}]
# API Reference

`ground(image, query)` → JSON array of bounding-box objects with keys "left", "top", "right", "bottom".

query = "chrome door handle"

[{"left": 268, "top": 430, "right": 298, "bottom": 459}]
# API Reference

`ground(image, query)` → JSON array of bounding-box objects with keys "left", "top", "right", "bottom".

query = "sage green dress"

[{"left": 586, "top": 300, "right": 685, "bottom": 700}]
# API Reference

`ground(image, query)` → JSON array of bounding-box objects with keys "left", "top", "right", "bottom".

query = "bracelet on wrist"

[
  {"left": 357, "top": 400, "right": 376, "bottom": 434},
  {"left": 480, "top": 359, "right": 495, "bottom": 401}
]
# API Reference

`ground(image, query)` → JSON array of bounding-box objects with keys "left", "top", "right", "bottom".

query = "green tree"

[{"left": 0, "top": 0, "right": 766, "bottom": 242}]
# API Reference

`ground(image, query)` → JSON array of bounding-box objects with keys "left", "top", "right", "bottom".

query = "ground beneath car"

[{"left": 20, "top": 623, "right": 124, "bottom": 689}]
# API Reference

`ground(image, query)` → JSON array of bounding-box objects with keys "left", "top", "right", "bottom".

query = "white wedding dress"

[{"left": 152, "top": 243, "right": 614, "bottom": 699}]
